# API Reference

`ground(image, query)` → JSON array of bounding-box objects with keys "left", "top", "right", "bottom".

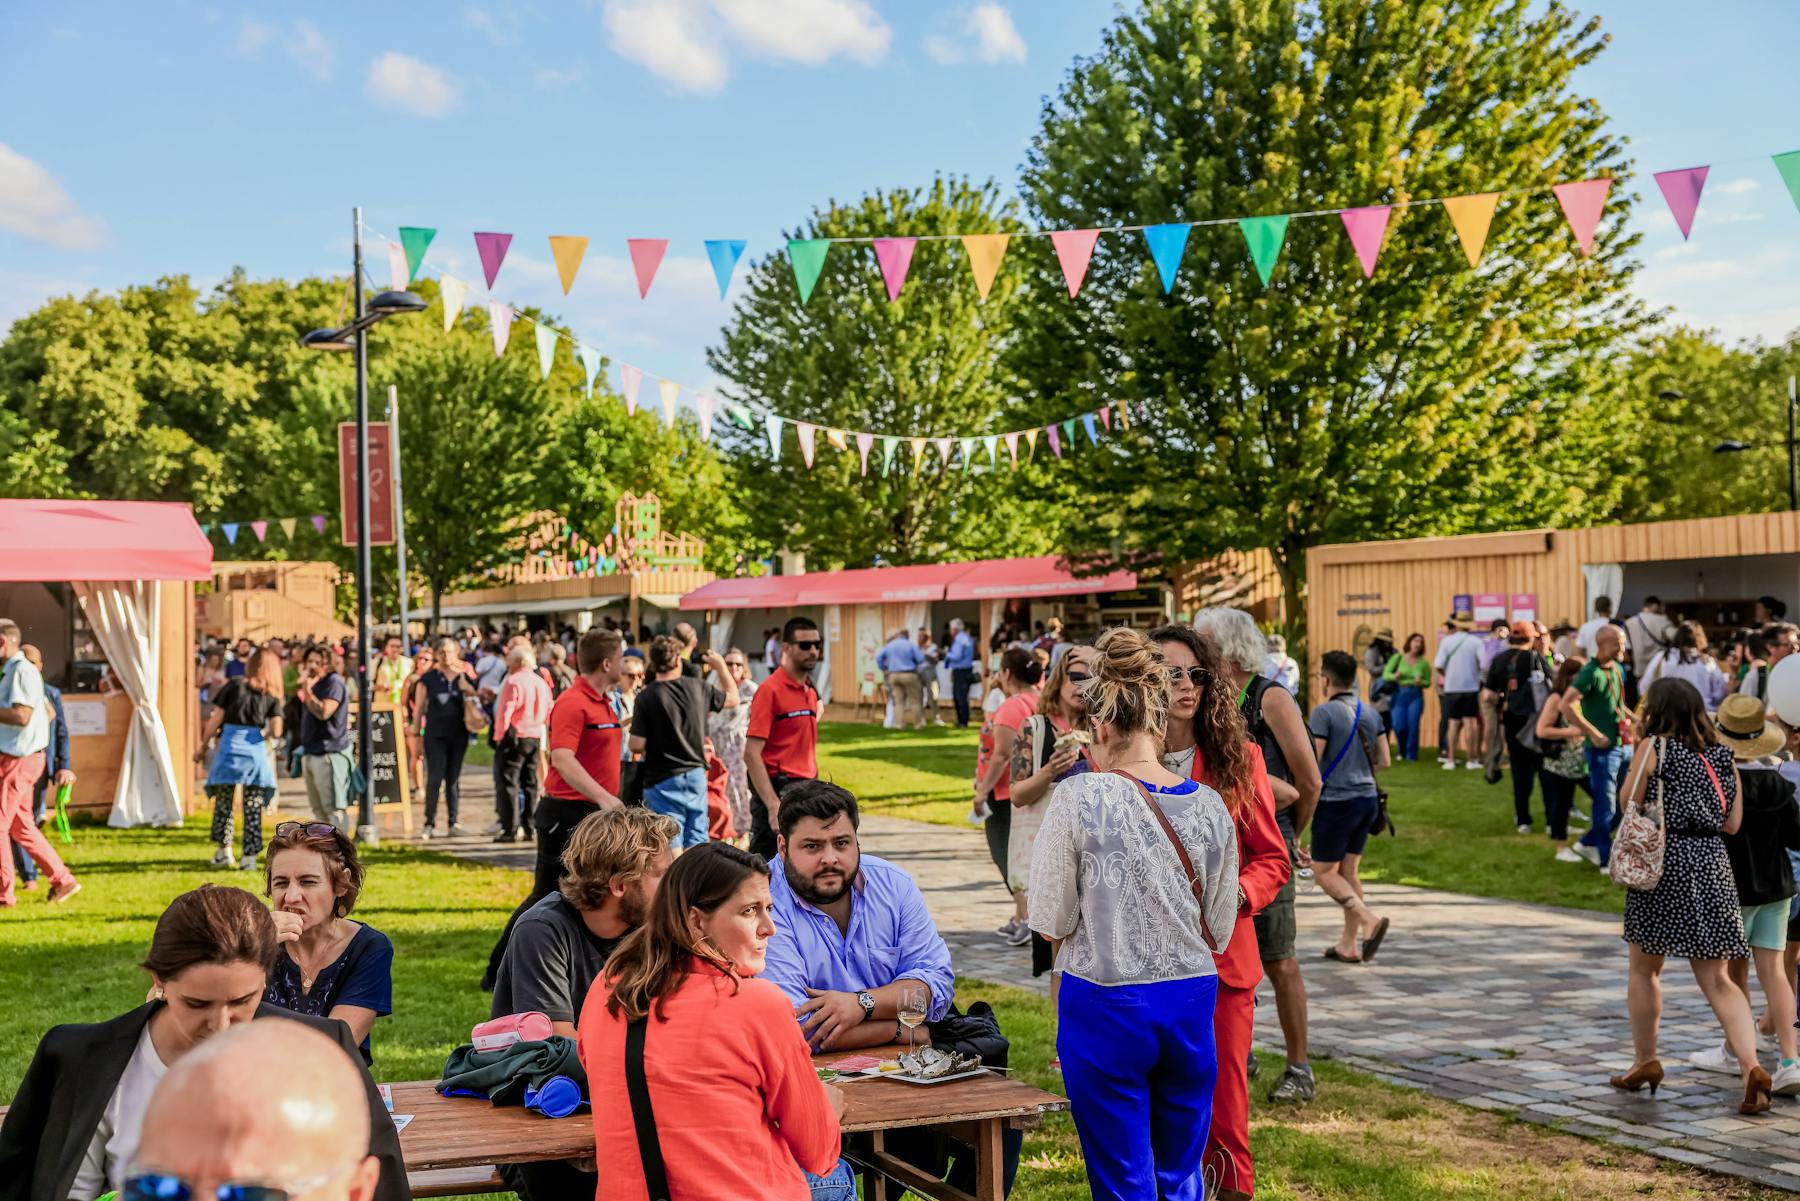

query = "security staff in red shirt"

[{"left": 744, "top": 616, "right": 822, "bottom": 861}]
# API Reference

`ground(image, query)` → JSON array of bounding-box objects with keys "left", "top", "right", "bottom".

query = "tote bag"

[{"left": 1609, "top": 736, "right": 1666, "bottom": 891}]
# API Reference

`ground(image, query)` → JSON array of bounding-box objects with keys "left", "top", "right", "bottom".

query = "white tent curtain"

[
  {"left": 74, "top": 580, "right": 184, "bottom": 828},
  {"left": 817, "top": 606, "right": 838, "bottom": 706},
  {"left": 707, "top": 611, "right": 737, "bottom": 656},
  {"left": 1583, "top": 563, "right": 1624, "bottom": 624}
]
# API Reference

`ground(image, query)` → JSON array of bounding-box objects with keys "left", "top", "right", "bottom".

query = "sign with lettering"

[
  {"left": 338, "top": 421, "right": 396, "bottom": 546},
  {"left": 64, "top": 701, "right": 107, "bottom": 737},
  {"left": 365, "top": 707, "right": 408, "bottom": 811},
  {"left": 1473, "top": 593, "right": 1507, "bottom": 625},
  {"left": 1511, "top": 593, "right": 1538, "bottom": 624}
]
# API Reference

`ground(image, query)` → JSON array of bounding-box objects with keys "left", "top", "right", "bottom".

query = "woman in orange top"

[
  {"left": 1152, "top": 625, "right": 1291, "bottom": 1201},
  {"left": 578, "top": 841, "right": 848, "bottom": 1201}
]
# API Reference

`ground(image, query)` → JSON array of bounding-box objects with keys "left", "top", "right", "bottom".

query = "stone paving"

[{"left": 398, "top": 767, "right": 1800, "bottom": 1191}]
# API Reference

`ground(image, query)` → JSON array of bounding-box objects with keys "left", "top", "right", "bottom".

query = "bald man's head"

[
  {"left": 134, "top": 1021, "right": 378, "bottom": 1201},
  {"left": 20, "top": 644, "right": 40, "bottom": 670}
]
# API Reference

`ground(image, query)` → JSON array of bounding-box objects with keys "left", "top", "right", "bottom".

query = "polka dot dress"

[{"left": 1623, "top": 739, "right": 1750, "bottom": 960}]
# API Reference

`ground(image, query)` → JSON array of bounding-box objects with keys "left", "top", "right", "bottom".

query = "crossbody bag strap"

[
  {"left": 1347, "top": 710, "right": 1388, "bottom": 801},
  {"left": 625, "top": 1018, "right": 672, "bottom": 1201},
  {"left": 1109, "top": 770, "right": 1218, "bottom": 952},
  {"left": 1318, "top": 695, "right": 1361, "bottom": 783},
  {"left": 1697, "top": 746, "right": 1730, "bottom": 817}
]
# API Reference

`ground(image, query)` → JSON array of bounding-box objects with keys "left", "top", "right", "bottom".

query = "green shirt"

[
  {"left": 1382, "top": 653, "right": 1432, "bottom": 688},
  {"left": 1573, "top": 659, "right": 1625, "bottom": 744}
]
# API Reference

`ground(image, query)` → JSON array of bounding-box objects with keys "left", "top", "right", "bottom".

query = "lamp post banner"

[{"left": 339, "top": 420, "right": 396, "bottom": 546}]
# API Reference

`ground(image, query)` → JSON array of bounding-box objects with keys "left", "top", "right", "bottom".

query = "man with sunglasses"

[{"left": 745, "top": 616, "right": 823, "bottom": 861}]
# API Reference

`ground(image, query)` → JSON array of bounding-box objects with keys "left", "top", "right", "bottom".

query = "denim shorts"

[
  {"left": 1310, "top": 795, "right": 1381, "bottom": 862},
  {"left": 1744, "top": 901, "right": 1789, "bottom": 952},
  {"left": 643, "top": 767, "right": 709, "bottom": 848}
]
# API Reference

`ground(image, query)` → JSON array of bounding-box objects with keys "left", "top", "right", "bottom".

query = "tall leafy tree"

[
  {"left": 708, "top": 178, "right": 1070, "bottom": 568},
  {"left": 1012, "top": 0, "right": 1649, "bottom": 653}
]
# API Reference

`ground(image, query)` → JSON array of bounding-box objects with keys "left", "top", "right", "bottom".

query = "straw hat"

[
  {"left": 1450, "top": 610, "right": 1475, "bottom": 631},
  {"left": 1715, "top": 693, "right": 1788, "bottom": 760},
  {"left": 1374, "top": 627, "right": 1395, "bottom": 642}
]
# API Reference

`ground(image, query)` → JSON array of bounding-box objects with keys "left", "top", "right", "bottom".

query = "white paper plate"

[{"left": 882, "top": 1067, "right": 989, "bottom": 1087}]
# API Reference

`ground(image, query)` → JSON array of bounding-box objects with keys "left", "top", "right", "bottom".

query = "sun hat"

[
  {"left": 1450, "top": 610, "right": 1475, "bottom": 631},
  {"left": 1550, "top": 618, "right": 1577, "bottom": 636},
  {"left": 1374, "top": 627, "right": 1395, "bottom": 642},
  {"left": 1715, "top": 693, "right": 1788, "bottom": 760}
]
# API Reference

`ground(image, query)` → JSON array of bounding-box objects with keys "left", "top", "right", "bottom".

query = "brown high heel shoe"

[
  {"left": 1741, "top": 1065, "right": 1773, "bottom": 1115},
  {"left": 1608, "top": 1061, "right": 1665, "bottom": 1096}
]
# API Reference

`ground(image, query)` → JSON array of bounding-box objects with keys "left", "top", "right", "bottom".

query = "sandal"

[
  {"left": 1360, "top": 917, "right": 1392, "bottom": 963},
  {"left": 1322, "top": 947, "right": 1363, "bottom": 963}
]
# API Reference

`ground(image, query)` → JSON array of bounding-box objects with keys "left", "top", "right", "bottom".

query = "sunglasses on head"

[
  {"left": 1166, "top": 666, "right": 1208, "bottom": 686},
  {"left": 274, "top": 821, "right": 337, "bottom": 841}
]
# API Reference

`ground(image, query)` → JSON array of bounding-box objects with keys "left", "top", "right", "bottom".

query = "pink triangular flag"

[
  {"left": 385, "top": 242, "right": 409, "bottom": 291},
  {"left": 1004, "top": 431, "right": 1019, "bottom": 467},
  {"left": 488, "top": 302, "right": 512, "bottom": 356},
  {"left": 310, "top": 515, "right": 327, "bottom": 534},
  {"left": 1654, "top": 166, "right": 1709, "bottom": 240},
  {"left": 1552, "top": 178, "right": 1612, "bottom": 257},
  {"left": 934, "top": 437, "right": 954, "bottom": 468},
  {"left": 620, "top": 364, "right": 644, "bottom": 415},
  {"left": 1099, "top": 405, "right": 1112, "bottom": 431},
  {"left": 872, "top": 238, "right": 917, "bottom": 302},
  {"left": 627, "top": 239, "right": 669, "bottom": 298},
  {"left": 696, "top": 393, "right": 715, "bottom": 441},
  {"left": 1338, "top": 205, "right": 1392, "bottom": 279},
  {"left": 796, "top": 422, "right": 817, "bottom": 468},
  {"left": 855, "top": 432, "right": 874, "bottom": 475},
  {"left": 250, "top": 520, "right": 268, "bottom": 543},
  {"left": 473, "top": 232, "right": 512, "bottom": 289},
  {"left": 1046, "top": 425, "right": 1062, "bottom": 458},
  {"left": 1050, "top": 229, "right": 1101, "bottom": 297}
]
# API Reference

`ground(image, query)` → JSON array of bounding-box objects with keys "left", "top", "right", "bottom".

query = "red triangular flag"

[
  {"left": 1099, "top": 405, "right": 1112, "bottom": 431},
  {"left": 1050, "top": 229, "right": 1101, "bottom": 297},
  {"left": 627, "top": 239, "right": 669, "bottom": 298},
  {"left": 1552, "top": 178, "right": 1612, "bottom": 257},
  {"left": 1338, "top": 205, "right": 1392, "bottom": 279},
  {"left": 871, "top": 238, "right": 917, "bottom": 302},
  {"left": 1653, "top": 166, "right": 1709, "bottom": 241}
]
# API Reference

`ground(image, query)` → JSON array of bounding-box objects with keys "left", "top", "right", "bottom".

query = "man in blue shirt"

[
  {"left": 12, "top": 645, "right": 72, "bottom": 890},
  {"left": 944, "top": 618, "right": 977, "bottom": 728},
  {"left": 762, "top": 780, "right": 953, "bottom": 1053},
  {"left": 875, "top": 628, "right": 927, "bottom": 730}
]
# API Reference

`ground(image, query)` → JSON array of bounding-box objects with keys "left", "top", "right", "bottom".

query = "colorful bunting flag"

[
  {"left": 1141, "top": 224, "right": 1191, "bottom": 293},
  {"left": 1774, "top": 151, "right": 1800, "bottom": 215},
  {"left": 535, "top": 325, "right": 558, "bottom": 380},
  {"left": 311, "top": 515, "right": 327, "bottom": 534},
  {"left": 385, "top": 242, "right": 409, "bottom": 292},
  {"left": 1061, "top": 418, "right": 1076, "bottom": 449},
  {"left": 658, "top": 379, "right": 680, "bottom": 429},
  {"left": 279, "top": 517, "right": 297, "bottom": 540},
  {"left": 1238, "top": 216, "right": 1290, "bottom": 286},
  {"left": 796, "top": 423, "right": 817, "bottom": 468},
  {"left": 1004, "top": 432, "right": 1019, "bottom": 467},
  {"left": 933, "top": 437, "right": 954, "bottom": 469},
  {"left": 1338, "top": 205, "right": 1392, "bottom": 279},
  {"left": 398, "top": 227, "right": 435, "bottom": 282},
  {"left": 983, "top": 434, "right": 999, "bottom": 467},
  {"left": 488, "top": 302, "right": 512, "bottom": 356},
  {"left": 1081, "top": 413, "right": 1098, "bottom": 446},
  {"left": 788, "top": 240, "right": 831, "bottom": 305},
  {"left": 576, "top": 344, "right": 602, "bottom": 396},
  {"left": 1050, "top": 229, "right": 1101, "bottom": 298},
  {"left": 1653, "top": 166, "right": 1709, "bottom": 240},
  {"left": 856, "top": 432, "right": 875, "bottom": 475},
  {"left": 1117, "top": 401, "right": 1132, "bottom": 429},
  {"left": 1025, "top": 428, "right": 1039, "bottom": 458},
  {"left": 825, "top": 429, "right": 848, "bottom": 452},
  {"left": 1552, "top": 178, "right": 1612, "bottom": 257},
  {"left": 440, "top": 275, "right": 468, "bottom": 331},
  {"left": 222, "top": 522, "right": 239, "bottom": 544},
  {"left": 882, "top": 436, "right": 898, "bottom": 477},
  {"left": 728, "top": 402, "right": 755, "bottom": 430},
  {"left": 960, "top": 437, "right": 977, "bottom": 472},
  {"left": 766, "top": 414, "right": 784, "bottom": 458},
  {"left": 473, "top": 231, "right": 512, "bottom": 289},
  {"left": 696, "top": 393, "right": 715, "bottom": 441},
  {"left": 961, "top": 234, "right": 1010, "bottom": 300},
  {"left": 872, "top": 238, "right": 917, "bottom": 302},
  {"left": 910, "top": 438, "right": 928, "bottom": 473},
  {"left": 705, "top": 239, "right": 747, "bottom": 298},
  {"left": 549, "top": 235, "right": 589, "bottom": 295},
  {"left": 620, "top": 364, "right": 644, "bottom": 415},
  {"left": 1441, "top": 193, "right": 1499, "bottom": 268},
  {"left": 1099, "top": 405, "right": 1112, "bottom": 431},
  {"left": 628, "top": 239, "right": 669, "bottom": 298},
  {"left": 1046, "top": 426, "right": 1062, "bottom": 458},
  {"left": 199, "top": 523, "right": 211, "bottom": 536},
  {"left": 250, "top": 520, "right": 267, "bottom": 543}
]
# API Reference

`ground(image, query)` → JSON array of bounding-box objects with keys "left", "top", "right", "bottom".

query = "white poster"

[
  {"left": 64, "top": 700, "right": 108, "bottom": 737},
  {"left": 855, "top": 605, "right": 884, "bottom": 692}
]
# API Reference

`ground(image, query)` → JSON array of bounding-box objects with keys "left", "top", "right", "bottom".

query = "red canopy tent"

[{"left": 0, "top": 499, "right": 212, "bottom": 582}]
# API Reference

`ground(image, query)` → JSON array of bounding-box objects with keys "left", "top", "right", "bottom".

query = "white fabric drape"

[
  {"left": 708, "top": 611, "right": 737, "bottom": 656},
  {"left": 74, "top": 580, "right": 184, "bottom": 828},
  {"left": 817, "top": 606, "right": 838, "bottom": 706},
  {"left": 1583, "top": 563, "right": 1624, "bottom": 622}
]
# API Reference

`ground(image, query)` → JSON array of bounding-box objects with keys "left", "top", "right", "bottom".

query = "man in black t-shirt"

[
  {"left": 1486, "top": 622, "right": 1550, "bottom": 833},
  {"left": 628, "top": 636, "right": 738, "bottom": 849}
]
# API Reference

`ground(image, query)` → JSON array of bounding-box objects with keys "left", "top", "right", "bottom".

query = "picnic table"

[{"left": 394, "top": 1043, "right": 1068, "bottom": 1201}]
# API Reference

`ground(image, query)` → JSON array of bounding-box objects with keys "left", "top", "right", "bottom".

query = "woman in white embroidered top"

[{"left": 1029, "top": 627, "right": 1238, "bottom": 1201}]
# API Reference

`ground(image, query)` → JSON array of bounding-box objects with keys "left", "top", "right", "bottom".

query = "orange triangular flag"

[
  {"left": 960, "top": 234, "right": 1010, "bottom": 300},
  {"left": 548, "top": 236, "right": 589, "bottom": 295},
  {"left": 1440, "top": 193, "right": 1500, "bottom": 268}
]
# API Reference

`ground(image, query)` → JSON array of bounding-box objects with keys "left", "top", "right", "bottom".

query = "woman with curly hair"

[
  {"left": 1151, "top": 624, "right": 1290, "bottom": 1201},
  {"left": 1030, "top": 627, "right": 1238, "bottom": 1201}
]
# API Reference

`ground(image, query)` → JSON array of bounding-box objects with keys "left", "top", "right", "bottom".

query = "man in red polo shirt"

[
  {"left": 484, "top": 627, "right": 626, "bottom": 989},
  {"left": 745, "top": 616, "right": 823, "bottom": 861}
]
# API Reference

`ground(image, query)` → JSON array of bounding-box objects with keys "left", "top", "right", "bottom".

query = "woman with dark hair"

[
  {"left": 1382, "top": 633, "right": 1431, "bottom": 761},
  {"left": 0, "top": 885, "right": 407, "bottom": 1201},
  {"left": 579, "top": 841, "right": 847, "bottom": 1200},
  {"left": 1152, "top": 624, "right": 1289, "bottom": 1201},
  {"left": 973, "top": 646, "right": 1044, "bottom": 945},
  {"left": 196, "top": 647, "right": 286, "bottom": 871},
  {"left": 261, "top": 821, "right": 394, "bottom": 1065},
  {"left": 1607, "top": 678, "right": 1765, "bottom": 1113},
  {"left": 1535, "top": 656, "right": 1593, "bottom": 861},
  {"left": 1642, "top": 620, "right": 1728, "bottom": 710}
]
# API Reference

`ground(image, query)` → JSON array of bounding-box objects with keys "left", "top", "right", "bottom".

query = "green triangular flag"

[
  {"left": 200, "top": 523, "right": 211, "bottom": 536},
  {"left": 1237, "top": 215, "right": 1291, "bottom": 287},
  {"left": 398, "top": 227, "right": 436, "bottom": 283},
  {"left": 1061, "top": 418, "right": 1076, "bottom": 450},
  {"left": 882, "top": 436, "right": 898, "bottom": 477},
  {"left": 787, "top": 239, "right": 831, "bottom": 305},
  {"left": 728, "top": 402, "right": 755, "bottom": 430},
  {"left": 1774, "top": 152, "right": 1800, "bottom": 216}
]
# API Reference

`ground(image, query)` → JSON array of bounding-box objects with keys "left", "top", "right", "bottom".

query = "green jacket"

[
  {"left": 1383, "top": 653, "right": 1432, "bottom": 688},
  {"left": 438, "top": 1035, "right": 583, "bottom": 1104}
]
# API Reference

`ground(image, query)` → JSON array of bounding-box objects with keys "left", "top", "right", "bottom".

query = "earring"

[{"left": 154, "top": 988, "right": 165, "bottom": 1000}]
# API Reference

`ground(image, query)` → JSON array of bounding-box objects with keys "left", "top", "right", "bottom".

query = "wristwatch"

[{"left": 856, "top": 991, "right": 876, "bottom": 1022}]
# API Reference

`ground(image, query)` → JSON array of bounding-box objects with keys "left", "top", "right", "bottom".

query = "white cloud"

[
  {"left": 925, "top": 3, "right": 1027, "bottom": 66},
  {"left": 602, "top": 0, "right": 889, "bottom": 93},
  {"left": 236, "top": 17, "right": 333, "bottom": 81},
  {"left": 365, "top": 52, "right": 459, "bottom": 117},
  {"left": 236, "top": 18, "right": 276, "bottom": 55},
  {"left": 464, "top": 7, "right": 518, "bottom": 47},
  {"left": 0, "top": 143, "right": 105, "bottom": 251},
  {"left": 532, "top": 66, "right": 585, "bottom": 90},
  {"left": 1717, "top": 177, "right": 1759, "bottom": 196}
]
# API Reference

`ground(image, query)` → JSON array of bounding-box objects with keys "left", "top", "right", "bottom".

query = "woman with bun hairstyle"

[
  {"left": 973, "top": 646, "right": 1045, "bottom": 946},
  {"left": 1030, "top": 628, "right": 1238, "bottom": 1201},
  {"left": 1151, "top": 624, "right": 1289, "bottom": 1201}
]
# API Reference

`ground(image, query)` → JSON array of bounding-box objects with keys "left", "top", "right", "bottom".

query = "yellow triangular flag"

[
  {"left": 826, "top": 428, "right": 848, "bottom": 452},
  {"left": 1117, "top": 402, "right": 1131, "bottom": 429},
  {"left": 548, "top": 236, "right": 589, "bottom": 295},
  {"left": 441, "top": 274, "right": 468, "bottom": 331},
  {"left": 1025, "top": 428, "right": 1040, "bottom": 457},
  {"left": 910, "top": 437, "right": 927, "bottom": 472},
  {"left": 278, "top": 517, "right": 298, "bottom": 540},
  {"left": 1441, "top": 193, "right": 1500, "bottom": 269},
  {"left": 960, "top": 234, "right": 1011, "bottom": 300}
]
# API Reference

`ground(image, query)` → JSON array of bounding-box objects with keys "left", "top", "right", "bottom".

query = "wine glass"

[{"left": 897, "top": 983, "right": 927, "bottom": 1053}]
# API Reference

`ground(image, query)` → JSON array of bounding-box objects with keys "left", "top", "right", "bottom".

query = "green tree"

[
  {"left": 707, "top": 178, "right": 1070, "bottom": 568},
  {"left": 1012, "top": 0, "right": 1648, "bottom": 655}
]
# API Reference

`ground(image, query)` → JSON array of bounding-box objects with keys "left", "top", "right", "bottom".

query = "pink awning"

[
  {"left": 942, "top": 555, "right": 1137, "bottom": 600},
  {"left": 0, "top": 500, "right": 212, "bottom": 581},
  {"left": 790, "top": 563, "right": 966, "bottom": 606},
  {"left": 679, "top": 574, "right": 803, "bottom": 611}
]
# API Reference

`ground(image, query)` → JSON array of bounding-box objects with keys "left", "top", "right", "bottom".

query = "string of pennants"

[{"left": 198, "top": 515, "right": 331, "bottom": 544}]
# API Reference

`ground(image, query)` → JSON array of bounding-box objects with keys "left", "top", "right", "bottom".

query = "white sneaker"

[
  {"left": 450, "top": 823, "right": 469, "bottom": 837},
  {"left": 1516, "top": 823, "right": 1532, "bottom": 834},
  {"left": 421, "top": 827, "right": 436, "bottom": 841},
  {"left": 239, "top": 854, "right": 257, "bottom": 873},
  {"left": 1465, "top": 760, "right": 1484, "bottom": 770},
  {"left": 1441, "top": 760, "right": 1458, "bottom": 771},
  {"left": 482, "top": 821, "right": 504, "bottom": 835},
  {"left": 1554, "top": 846, "right": 1584, "bottom": 863},
  {"left": 210, "top": 847, "right": 235, "bottom": 868},
  {"left": 1573, "top": 843, "right": 1601, "bottom": 867},
  {"left": 1773, "top": 1061, "right": 1800, "bottom": 1096},
  {"left": 1689, "top": 1041, "right": 1738, "bottom": 1075}
]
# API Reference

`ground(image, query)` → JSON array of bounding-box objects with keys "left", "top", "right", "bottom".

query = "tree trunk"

[{"left": 430, "top": 583, "right": 443, "bottom": 638}]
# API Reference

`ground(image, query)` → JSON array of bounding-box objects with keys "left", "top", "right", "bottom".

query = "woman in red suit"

[{"left": 1151, "top": 625, "right": 1291, "bottom": 1201}]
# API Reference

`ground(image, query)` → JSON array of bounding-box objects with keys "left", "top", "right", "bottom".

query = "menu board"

[{"left": 365, "top": 707, "right": 408, "bottom": 810}]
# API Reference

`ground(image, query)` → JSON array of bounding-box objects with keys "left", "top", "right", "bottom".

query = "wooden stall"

[{"left": 197, "top": 560, "right": 352, "bottom": 644}]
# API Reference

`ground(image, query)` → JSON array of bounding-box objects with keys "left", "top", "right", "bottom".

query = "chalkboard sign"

[{"left": 365, "top": 706, "right": 409, "bottom": 814}]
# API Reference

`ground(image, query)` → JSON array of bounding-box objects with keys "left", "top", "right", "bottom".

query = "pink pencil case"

[{"left": 472, "top": 1011, "right": 553, "bottom": 1051}]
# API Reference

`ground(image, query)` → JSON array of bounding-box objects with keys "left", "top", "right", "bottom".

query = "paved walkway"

[{"left": 396, "top": 768, "right": 1800, "bottom": 1192}]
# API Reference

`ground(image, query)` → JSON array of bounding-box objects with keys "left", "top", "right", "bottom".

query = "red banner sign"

[{"left": 338, "top": 421, "right": 396, "bottom": 547}]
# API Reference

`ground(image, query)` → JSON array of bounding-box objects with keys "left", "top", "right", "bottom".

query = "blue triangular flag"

[
  {"left": 705, "top": 239, "right": 747, "bottom": 299},
  {"left": 1142, "top": 223, "right": 1192, "bottom": 293},
  {"left": 1082, "top": 413, "right": 1099, "bottom": 445},
  {"left": 222, "top": 522, "right": 239, "bottom": 545},
  {"left": 575, "top": 344, "right": 602, "bottom": 396}
]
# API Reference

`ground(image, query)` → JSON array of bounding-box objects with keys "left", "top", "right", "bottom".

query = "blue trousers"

[
  {"left": 644, "top": 767, "right": 709, "bottom": 848},
  {"left": 1580, "top": 745, "right": 1624, "bottom": 866},
  {"left": 1060, "top": 973, "right": 1219, "bottom": 1201},
  {"left": 1391, "top": 686, "right": 1424, "bottom": 761}
]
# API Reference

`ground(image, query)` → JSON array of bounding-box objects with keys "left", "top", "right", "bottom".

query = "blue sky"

[{"left": 2, "top": 1, "right": 1798, "bottom": 402}]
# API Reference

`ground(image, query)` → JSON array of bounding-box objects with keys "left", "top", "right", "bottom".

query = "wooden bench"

[{"left": 407, "top": 1164, "right": 505, "bottom": 1197}]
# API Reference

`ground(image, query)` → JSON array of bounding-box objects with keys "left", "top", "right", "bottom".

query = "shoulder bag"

[
  {"left": 1343, "top": 700, "right": 1397, "bottom": 838},
  {"left": 1609, "top": 736, "right": 1667, "bottom": 891},
  {"left": 1110, "top": 769, "right": 1220, "bottom": 952},
  {"left": 625, "top": 1018, "right": 673, "bottom": 1201}
]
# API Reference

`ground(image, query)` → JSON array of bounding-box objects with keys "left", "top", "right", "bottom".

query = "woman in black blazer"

[{"left": 0, "top": 885, "right": 409, "bottom": 1201}]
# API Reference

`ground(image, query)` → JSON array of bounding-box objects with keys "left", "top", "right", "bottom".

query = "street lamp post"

[
  {"left": 1710, "top": 376, "right": 1800, "bottom": 512},
  {"left": 299, "top": 208, "right": 427, "bottom": 845}
]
